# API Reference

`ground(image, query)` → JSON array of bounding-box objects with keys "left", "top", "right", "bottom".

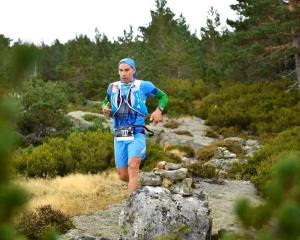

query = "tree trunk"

[
  {"left": 289, "top": 0, "right": 300, "bottom": 90},
  {"left": 292, "top": 35, "right": 300, "bottom": 90}
]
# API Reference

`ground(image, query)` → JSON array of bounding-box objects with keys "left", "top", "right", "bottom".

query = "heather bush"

[
  {"left": 17, "top": 205, "right": 73, "bottom": 240},
  {"left": 196, "top": 81, "right": 300, "bottom": 135},
  {"left": 244, "top": 127, "right": 300, "bottom": 191},
  {"left": 14, "top": 131, "right": 114, "bottom": 177}
]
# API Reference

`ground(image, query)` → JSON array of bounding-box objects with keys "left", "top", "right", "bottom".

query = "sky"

[{"left": 0, "top": 0, "right": 238, "bottom": 46}]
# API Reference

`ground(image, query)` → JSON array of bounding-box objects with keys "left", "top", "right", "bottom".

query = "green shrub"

[
  {"left": 67, "top": 131, "right": 114, "bottom": 173},
  {"left": 82, "top": 114, "right": 99, "bottom": 122},
  {"left": 18, "top": 79, "right": 71, "bottom": 144},
  {"left": 196, "top": 81, "right": 300, "bottom": 135},
  {"left": 13, "top": 131, "right": 114, "bottom": 177},
  {"left": 217, "top": 127, "right": 245, "bottom": 138},
  {"left": 160, "top": 79, "right": 208, "bottom": 101},
  {"left": 187, "top": 162, "right": 217, "bottom": 178},
  {"left": 205, "top": 128, "right": 219, "bottom": 138},
  {"left": 223, "top": 151, "right": 300, "bottom": 240},
  {"left": 14, "top": 138, "right": 73, "bottom": 178},
  {"left": 165, "top": 97, "right": 190, "bottom": 117},
  {"left": 17, "top": 205, "right": 74, "bottom": 240},
  {"left": 195, "top": 145, "right": 217, "bottom": 162},
  {"left": 246, "top": 127, "right": 300, "bottom": 191},
  {"left": 195, "top": 140, "right": 244, "bottom": 162}
]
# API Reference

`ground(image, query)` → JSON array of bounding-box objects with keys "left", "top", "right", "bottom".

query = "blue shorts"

[{"left": 114, "top": 133, "right": 146, "bottom": 169}]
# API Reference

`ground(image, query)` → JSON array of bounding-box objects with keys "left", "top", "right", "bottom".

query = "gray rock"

[
  {"left": 150, "top": 116, "right": 216, "bottom": 150},
  {"left": 165, "top": 162, "right": 182, "bottom": 170},
  {"left": 205, "top": 158, "right": 240, "bottom": 171},
  {"left": 140, "top": 172, "right": 162, "bottom": 186},
  {"left": 169, "top": 178, "right": 193, "bottom": 196},
  {"left": 67, "top": 111, "right": 113, "bottom": 131},
  {"left": 223, "top": 150, "right": 237, "bottom": 159},
  {"left": 246, "top": 139, "right": 260, "bottom": 148},
  {"left": 244, "top": 139, "right": 260, "bottom": 157},
  {"left": 119, "top": 186, "right": 211, "bottom": 240},
  {"left": 154, "top": 168, "right": 188, "bottom": 181}
]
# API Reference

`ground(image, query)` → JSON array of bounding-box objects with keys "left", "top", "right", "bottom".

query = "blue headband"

[
  {"left": 119, "top": 58, "right": 136, "bottom": 69},
  {"left": 119, "top": 58, "right": 137, "bottom": 78}
]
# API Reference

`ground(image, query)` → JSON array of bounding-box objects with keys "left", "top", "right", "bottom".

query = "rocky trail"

[{"left": 61, "top": 113, "right": 261, "bottom": 240}]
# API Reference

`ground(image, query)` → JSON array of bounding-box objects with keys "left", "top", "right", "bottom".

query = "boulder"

[
  {"left": 140, "top": 172, "right": 162, "bottom": 186},
  {"left": 154, "top": 168, "right": 188, "bottom": 181},
  {"left": 119, "top": 186, "right": 211, "bottom": 240},
  {"left": 169, "top": 178, "right": 193, "bottom": 196}
]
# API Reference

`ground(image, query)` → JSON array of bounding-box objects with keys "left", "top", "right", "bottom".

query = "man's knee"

[
  {"left": 117, "top": 169, "right": 129, "bottom": 182},
  {"left": 128, "top": 158, "right": 141, "bottom": 172}
]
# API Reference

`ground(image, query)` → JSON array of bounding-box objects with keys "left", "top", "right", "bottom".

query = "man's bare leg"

[
  {"left": 116, "top": 168, "right": 129, "bottom": 182},
  {"left": 128, "top": 157, "right": 141, "bottom": 196}
]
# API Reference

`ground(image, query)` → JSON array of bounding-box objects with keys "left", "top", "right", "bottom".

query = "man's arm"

[
  {"left": 155, "top": 88, "right": 168, "bottom": 112},
  {"left": 150, "top": 88, "right": 168, "bottom": 124},
  {"left": 102, "top": 96, "right": 111, "bottom": 119}
]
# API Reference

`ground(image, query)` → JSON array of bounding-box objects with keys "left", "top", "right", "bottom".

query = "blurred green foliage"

[
  {"left": 0, "top": 42, "right": 59, "bottom": 239},
  {"left": 223, "top": 151, "right": 300, "bottom": 240},
  {"left": 244, "top": 127, "right": 300, "bottom": 191}
]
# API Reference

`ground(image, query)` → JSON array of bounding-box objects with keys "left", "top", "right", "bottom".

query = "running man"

[{"left": 102, "top": 57, "right": 168, "bottom": 196}]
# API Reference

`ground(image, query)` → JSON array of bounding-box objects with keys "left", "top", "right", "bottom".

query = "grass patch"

[
  {"left": 164, "top": 120, "right": 180, "bottom": 129},
  {"left": 173, "top": 130, "right": 193, "bottom": 137},
  {"left": 195, "top": 139, "right": 245, "bottom": 162},
  {"left": 17, "top": 170, "right": 127, "bottom": 216},
  {"left": 82, "top": 114, "right": 100, "bottom": 122},
  {"left": 205, "top": 128, "right": 219, "bottom": 138},
  {"left": 186, "top": 162, "right": 217, "bottom": 178}
]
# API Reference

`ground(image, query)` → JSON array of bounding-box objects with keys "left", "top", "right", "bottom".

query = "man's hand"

[
  {"left": 103, "top": 102, "right": 111, "bottom": 119},
  {"left": 150, "top": 108, "right": 163, "bottom": 125}
]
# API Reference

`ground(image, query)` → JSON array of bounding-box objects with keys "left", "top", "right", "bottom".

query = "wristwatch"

[{"left": 157, "top": 107, "right": 164, "bottom": 113}]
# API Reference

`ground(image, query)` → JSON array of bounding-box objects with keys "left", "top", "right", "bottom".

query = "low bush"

[
  {"left": 17, "top": 205, "right": 74, "bottom": 240},
  {"left": 187, "top": 162, "right": 217, "bottom": 178},
  {"left": 223, "top": 151, "right": 300, "bottom": 240},
  {"left": 196, "top": 81, "right": 300, "bottom": 136},
  {"left": 160, "top": 79, "right": 208, "bottom": 101},
  {"left": 168, "top": 145, "right": 195, "bottom": 158},
  {"left": 67, "top": 131, "right": 114, "bottom": 173},
  {"left": 195, "top": 140, "right": 245, "bottom": 162},
  {"left": 244, "top": 127, "right": 300, "bottom": 191},
  {"left": 18, "top": 79, "right": 71, "bottom": 144},
  {"left": 13, "top": 131, "right": 114, "bottom": 177}
]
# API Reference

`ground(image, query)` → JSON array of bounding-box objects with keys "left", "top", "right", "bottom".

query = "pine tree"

[
  {"left": 226, "top": 0, "right": 300, "bottom": 89},
  {"left": 139, "top": 0, "right": 200, "bottom": 81}
]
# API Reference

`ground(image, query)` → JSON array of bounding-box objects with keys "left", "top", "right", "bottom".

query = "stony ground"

[{"left": 61, "top": 114, "right": 261, "bottom": 240}]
